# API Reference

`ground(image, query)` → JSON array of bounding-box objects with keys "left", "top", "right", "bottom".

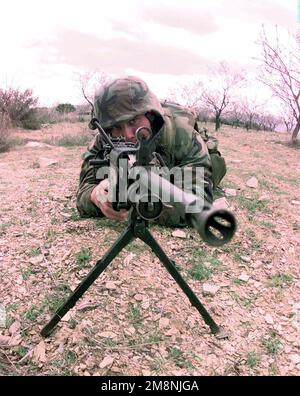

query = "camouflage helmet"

[{"left": 94, "top": 76, "right": 164, "bottom": 134}]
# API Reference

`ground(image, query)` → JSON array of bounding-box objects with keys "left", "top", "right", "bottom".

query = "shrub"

[
  {"left": 0, "top": 112, "right": 12, "bottom": 153},
  {"left": 35, "top": 107, "right": 61, "bottom": 124},
  {"left": 21, "top": 109, "right": 41, "bottom": 130},
  {"left": 56, "top": 103, "right": 76, "bottom": 114},
  {"left": 0, "top": 88, "right": 40, "bottom": 130}
]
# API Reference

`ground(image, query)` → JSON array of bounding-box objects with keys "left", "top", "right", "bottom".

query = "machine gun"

[{"left": 41, "top": 119, "right": 236, "bottom": 339}]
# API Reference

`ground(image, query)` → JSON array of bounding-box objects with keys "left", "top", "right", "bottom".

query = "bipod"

[{"left": 41, "top": 211, "right": 228, "bottom": 339}]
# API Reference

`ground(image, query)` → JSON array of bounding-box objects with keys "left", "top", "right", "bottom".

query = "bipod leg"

[
  {"left": 41, "top": 224, "right": 134, "bottom": 337},
  {"left": 136, "top": 225, "right": 227, "bottom": 338}
]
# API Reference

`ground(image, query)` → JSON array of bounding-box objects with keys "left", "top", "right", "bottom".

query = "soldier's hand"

[{"left": 91, "top": 179, "right": 128, "bottom": 221}]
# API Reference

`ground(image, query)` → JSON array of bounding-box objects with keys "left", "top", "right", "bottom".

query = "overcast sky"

[{"left": 0, "top": 0, "right": 298, "bottom": 106}]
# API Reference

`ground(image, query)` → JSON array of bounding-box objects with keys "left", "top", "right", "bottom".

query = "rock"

[
  {"left": 253, "top": 260, "right": 263, "bottom": 268},
  {"left": 99, "top": 331, "right": 117, "bottom": 339},
  {"left": 265, "top": 314, "right": 274, "bottom": 324},
  {"left": 99, "top": 356, "right": 115, "bottom": 369},
  {"left": 168, "top": 243, "right": 180, "bottom": 250},
  {"left": 141, "top": 301, "right": 150, "bottom": 309},
  {"left": 127, "top": 327, "right": 136, "bottom": 335},
  {"left": 33, "top": 341, "right": 47, "bottom": 363},
  {"left": 8, "top": 334, "right": 22, "bottom": 347},
  {"left": 105, "top": 281, "right": 117, "bottom": 290},
  {"left": 165, "top": 326, "right": 179, "bottom": 336},
  {"left": 213, "top": 197, "right": 230, "bottom": 209},
  {"left": 57, "top": 343, "right": 65, "bottom": 354},
  {"left": 246, "top": 176, "right": 259, "bottom": 188},
  {"left": 61, "top": 213, "right": 72, "bottom": 220},
  {"left": 124, "top": 253, "right": 136, "bottom": 266},
  {"left": 253, "top": 281, "right": 262, "bottom": 289},
  {"left": 172, "top": 230, "right": 186, "bottom": 239},
  {"left": 29, "top": 255, "right": 44, "bottom": 265},
  {"left": 39, "top": 157, "right": 58, "bottom": 168},
  {"left": 25, "top": 141, "right": 51, "bottom": 149},
  {"left": 240, "top": 256, "right": 251, "bottom": 263},
  {"left": 202, "top": 283, "right": 220, "bottom": 296},
  {"left": 290, "top": 354, "right": 300, "bottom": 364},
  {"left": 292, "top": 303, "right": 300, "bottom": 310},
  {"left": 224, "top": 188, "right": 237, "bottom": 197},
  {"left": 0, "top": 335, "right": 11, "bottom": 345},
  {"left": 134, "top": 294, "right": 143, "bottom": 301},
  {"left": 291, "top": 200, "right": 300, "bottom": 206},
  {"left": 292, "top": 322, "right": 299, "bottom": 330},
  {"left": 238, "top": 273, "right": 250, "bottom": 282},
  {"left": 61, "top": 311, "right": 73, "bottom": 322},
  {"left": 159, "top": 317, "right": 170, "bottom": 329},
  {"left": 284, "top": 345, "right": 292, "bottom": 354},
  {"left": 231, "top": 159, "right": 242, "bottom": 163},
  {"left": 258, "top": 194, "right": 270, "bottom": 201},
  {"left": 8, "top": 321, "right": 21, "bottom": 336},
  {"left": 284, "top": 334, "right": 297, "bottom": 342}
]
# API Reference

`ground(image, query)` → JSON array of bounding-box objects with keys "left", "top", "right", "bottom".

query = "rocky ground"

[{"left": 0, "top": 122, "right": 299, "bottom": 376}]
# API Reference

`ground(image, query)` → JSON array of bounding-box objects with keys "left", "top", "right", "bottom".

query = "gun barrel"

[
  {"left": 137, "top": 170, "right": 236, "bottom": 246},
  {"left": 189, "top": 207, "right": 236, "bottom": 246}
]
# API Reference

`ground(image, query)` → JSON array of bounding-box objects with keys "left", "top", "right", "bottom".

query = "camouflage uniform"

[
  {"left": 76, "top": 76, "right": 225, "bottom": 226},
  {"left": 196, "top": 125, "right": 227, "bottom": 189}
]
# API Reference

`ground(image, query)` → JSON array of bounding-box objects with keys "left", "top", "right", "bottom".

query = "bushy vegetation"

[
  {"left": 0, "top": 88, "right": 41, "bottom": 130},
  {"left": 35, "top": 105, "right": 89, "bottom": 125},
  {"left": 0, "top": 112, "right": 12, "bottom": 153},
  {"left": 56, "top": 103, "right": 76, "bottom": 114},
  {"left": 197, "top": 110, "right": 281, "bottom": 132}
]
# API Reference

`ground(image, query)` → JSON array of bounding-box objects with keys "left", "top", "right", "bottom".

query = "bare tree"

[
  {"left": 224, "top": 102, "right": 244, "bottom": 128},
  {"left": 280, "top": 104, "right": 295, "bottom": 132},
  {"left": 263, "top": 113, "right": 280, "bottom": 132},
  {"left": 239, "top": 96, "right": 266, "bottom": 131},
  {"left": 255, "top": 111, "right": 279, "bottom": 132},
  {"left": 166, "top": 79, "right": 203, "bottom": 109},
  {"left": 257, "top": 26, "right": 300, "bottom": 141},
  {"left": 201, "top": 61, "right": 245, "bottom": 131},
  {"left": 76, "top": 70, "right": 111, "bottom": 116},
  {"left": 196, "top": 107, "right": 213, "bottom": 124}
]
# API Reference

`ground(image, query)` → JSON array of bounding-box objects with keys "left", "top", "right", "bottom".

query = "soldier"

[{"left": 76, "top": 76, "right": 226, "bottom": 225}]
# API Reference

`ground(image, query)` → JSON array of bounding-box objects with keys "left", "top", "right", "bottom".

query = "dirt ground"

[{"left": 0, "top": 122, "right": 299, "bottom": 376}]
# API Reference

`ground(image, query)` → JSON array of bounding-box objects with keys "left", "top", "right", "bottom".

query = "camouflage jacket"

[{"left": 76, "top": 102, "right": 214, "bottom": 225}]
